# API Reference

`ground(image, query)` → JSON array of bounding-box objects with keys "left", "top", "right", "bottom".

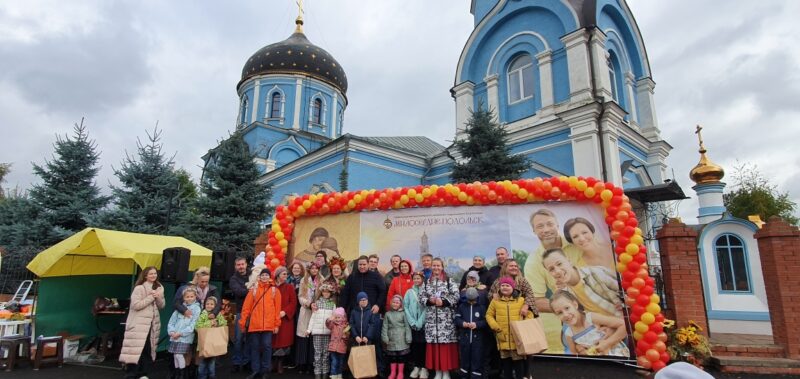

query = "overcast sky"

[{"left": 1, "top": 0, "right": 798, "bottom": 223}]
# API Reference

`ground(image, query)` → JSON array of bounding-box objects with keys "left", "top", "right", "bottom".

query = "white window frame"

[{"left": 507, "top": 54, "right": 534, "bottom": 105}]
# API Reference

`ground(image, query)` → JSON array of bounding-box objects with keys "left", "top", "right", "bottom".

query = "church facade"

[{"left": 221, "top": 0, "right": 671, "bottom": 207}]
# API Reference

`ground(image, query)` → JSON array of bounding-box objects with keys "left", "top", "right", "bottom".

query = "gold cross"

[
  {"left": 695, "top": 124, "right": 706, "bottom": 151},
  {"left": 296, "top": 0, "right": 304, "bottom": 20}
]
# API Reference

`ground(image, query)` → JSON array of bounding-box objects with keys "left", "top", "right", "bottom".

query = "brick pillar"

[
  {"left": 754, "top": 216, "right": 800, "bottom": 359},
  {"left": 656, "top": 219, "right": 709, "bottom": 335},
  {"left": 253, "top": 230, "right": 269, "bottom": 258}
]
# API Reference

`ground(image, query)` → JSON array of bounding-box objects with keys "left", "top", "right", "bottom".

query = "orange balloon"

[
  {"left": 631, "top": 277, "right": 645, "bottom": 289},
  {"left": 645, "top": 349, "right": 660, "bottom": 362},
  {"left": 636, "top": 356, "right": 652, "bottom": 369},
  {"left": 653, "top": 341, "right": 667, "bottom": 353},
  {"left": 657, "top": 332, "right": 668, "bottom": 343}
]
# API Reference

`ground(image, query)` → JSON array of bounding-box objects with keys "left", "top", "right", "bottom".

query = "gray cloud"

[{"left": 0, "top": 3, "right": 151, "bottom": 114}]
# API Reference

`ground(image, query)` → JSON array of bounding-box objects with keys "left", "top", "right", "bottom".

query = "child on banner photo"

[{"left": 550, "top": 290, "right": 629, "bottom": 357}]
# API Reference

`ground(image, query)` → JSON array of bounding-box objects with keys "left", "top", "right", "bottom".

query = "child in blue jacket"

[
  {"left": 454, "top": 288, "right": 487, "bottom": 379},
  {"left": 168, "top": 287, "right": 202, "bottom": 379}
]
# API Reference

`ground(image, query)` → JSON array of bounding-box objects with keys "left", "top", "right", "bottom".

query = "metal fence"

[{"left": 0, "top": 246, "right": 38, "bottom": 296}]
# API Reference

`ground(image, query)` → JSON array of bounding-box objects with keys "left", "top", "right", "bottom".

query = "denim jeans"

[
  {"left": 233, "top": 313, "right": 249, "bottom": 365},
  {"left": 330, "top": 352, "right": 345, "bottom": 375},
  {"left": 248, "top": 331, "right": 273, "bottom": 374},
  {"left": 198, "top": 357, "right": 216, "bottom": 379}
]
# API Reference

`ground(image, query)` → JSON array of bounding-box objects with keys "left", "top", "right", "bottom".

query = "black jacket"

[
  {"left": 339, "top": 269, "right": 387, "bottom": 313},
  {"left": 485, "top": 265, "right": 502, "bottom": 291},
  {"left": 229, "top": 270, "right": 250, "bottom": 310}
]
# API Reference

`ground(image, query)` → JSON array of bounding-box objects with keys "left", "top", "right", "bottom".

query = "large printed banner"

[{"left": 290, "top": 202, "right": 630, "bottom": 358}]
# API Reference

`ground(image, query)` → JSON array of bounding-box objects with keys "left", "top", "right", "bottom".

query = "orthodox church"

[{"left": 223, "top": 0, "right": 673, "bottom": 208}]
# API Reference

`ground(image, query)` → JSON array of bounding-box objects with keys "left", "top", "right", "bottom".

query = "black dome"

[{"left": 239, "top": 28, "right": 347, "bottom": 95}]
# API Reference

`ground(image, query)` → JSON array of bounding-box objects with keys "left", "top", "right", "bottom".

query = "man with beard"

[
  {"left": 522, "top": 209, "right": 584, "bottom": 313},
  {"left": 484, "top": 247, "right": 509, "bottom": 289}
]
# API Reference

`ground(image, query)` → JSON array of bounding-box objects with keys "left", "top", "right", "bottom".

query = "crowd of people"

[{"left": 118, "top": 212, "right": 631, "bottom": 379}]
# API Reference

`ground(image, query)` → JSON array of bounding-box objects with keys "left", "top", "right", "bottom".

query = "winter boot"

[
  {"left": 442, "top": 371, "right": 450, "bottom": 379},
  {"left": 410, "top": 367, "right": 421, "bottom": 379},
  {"left": 433, "top": 371, "right": 442, "bottom": 379},
  {"left": 397, "top": 363, "right": 405, "bottom": 379},
  {"left": 419, "top": 368, "right": 430, "bottom": 379},
  {"left": 389, "top": 363, "right": 398, "bottom": 379}
]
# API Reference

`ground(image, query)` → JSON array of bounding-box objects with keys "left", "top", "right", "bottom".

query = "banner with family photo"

[{"left": 290, "top": 202, "right": 630, "bottom": 359}]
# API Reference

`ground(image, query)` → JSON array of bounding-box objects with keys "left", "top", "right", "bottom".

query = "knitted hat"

[
  {"left": 654, "top": 362, "right": 714, "bottom": 379},
  {"left": 259, "top": 268, "right": 271, "bottom": 277},
  {"left": 309, "top": 227, "right": 329, "bottom": 242},
  {"left": 465, "top": 287, "right": 479, "bottom": 301},
  {"left": 333, "top": 307, "right": 346, "bottom": 317},
  {"left": 357, "top": 292, "right": 368, "bottom": 302},
  {"left": 466, "top": 271, "right": 480, "bottom": 282},
  {"left": 273, "top": 266, "right": 287, "bottom": 279},
  {"left": 499, "top": 276, "right": 516, "bottom": 289}
]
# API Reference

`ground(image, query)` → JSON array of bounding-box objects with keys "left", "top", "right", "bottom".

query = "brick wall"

[
  {"left": 656, "top": 220, "right": 709, "bottom": 335},
  {"left": 754, "top": 216, "right": 800, "bottom": 359}
]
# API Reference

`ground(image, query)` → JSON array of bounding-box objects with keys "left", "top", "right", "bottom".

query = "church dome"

[{"left": 239, "top": 19, "right": 348, "bottom": 95}]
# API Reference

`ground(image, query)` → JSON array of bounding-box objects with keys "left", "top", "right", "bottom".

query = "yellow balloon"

[
  {"left": 271, "top": 223, "right": 281, "bottom": 232},
  {"left": 576, "top": 180, "right": 588, "bottom": 191},
  {"left": 635, "top": 227, "right": 643, "bottom": 236},
  {"left": 600, "top": 189, "right": 613, "bottom": 201},
  {"left": 414, "top": 194, "right": 424, "bottom": 202},
  {"left": 568, "top": 176, "right": 579, "bottom": 187},
  {"left": 633, "top": 331, "right": 643, "bottom": 341},
  {"left": 510, "top": 184, "right": 520, "bottom": 194},
  {"left": 400, "top": 195, "right": 410, "bottom": 204},
  {"left": 279, "top": 240, "right": 288, "bottom": 248},
  {"left": 646, "top": 303, "right": 661, "bottom": 315},
  {"left": 617, "top": 262, "right": 627, "bottom": 273},
  {"left": 517, "top": 188, "right": 528, "bottom": 199},
  {"left": 347, "top": 200, "right": 356, "bottom": 208},
  {"left": 650, "top": 294, "right": 661, "bottom": 305},
  {"left": 296, "top": 207, "right": 306, "bottom": 215},
  {"left": 631, "top": 235, "right": 644, "bottom": 245},
  {"left": 626, "top": 243, "right": 639, "bottom": 255},
  {"left": 584, "top": 188, "right": 596, "bottom": 198},
  {"left": 302, "top": 200, "right": 312, "bottom": 209},
  {"left": 641, "top": 312, "right": 655, "bottom": 325},
  {"left": 457, "top": 192, "right": 468, "bottom": 201},
  {"left": 275, "top": 231, "right": 285, "bottom": 240},
  {"left": 422, "top": 188, "right": 432, "bottom": 197},
  {"left": 466, "top": 197, "right": 475, "bottom": 205},
  {"left": 634, "top": 321, "right": 649, "bottom": 334},
  {"left": 619, "top": 253, "right": 633, "bottom": 264},
  {"left": 407, "top": 188, "right": 417, "bottom": 197},
  {"left": 354, "top": 194, "right": 363, "bottom": 203}
]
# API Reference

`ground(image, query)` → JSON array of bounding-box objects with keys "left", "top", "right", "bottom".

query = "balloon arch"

[{"left": 264, "top": 176, "right": 669, "bottom": 371}]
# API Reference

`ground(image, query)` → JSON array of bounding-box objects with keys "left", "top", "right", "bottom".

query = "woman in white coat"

[{"left": 119, "top": 266, "right": 166, "bottom": 379}]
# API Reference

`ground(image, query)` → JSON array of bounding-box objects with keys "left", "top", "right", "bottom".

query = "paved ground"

[{"left": 2, "top": 355, "right": 797, "bottom": 379}]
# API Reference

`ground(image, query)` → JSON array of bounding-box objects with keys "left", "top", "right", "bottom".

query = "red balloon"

[
  {"left": 616, "top": 236, "right": 630, "bottom": 247},
  {"left": 659, "top": 351, "right": 670, "bottom": 363},
  {"left": 655, "top": 313, "right": 665, "bottom": 323},
  {"left": 637, "top": 294, "right": 651, "bottom": 306},
  {"left": 622, "top": 270, "right": 636, "bottom": 282},
  {"left": 644, "top": 331, "right": 658, "bottom": 343},
  {"left": 626, "top": 218, "right": 639, "bottom": 227},
  {"left": 606, "top": 206, "right": 619, "bottom": 217},
  {"left": 611, "top": 196, "right": 623, "bottom": 206},
  {"left": 634, "top": 253, "right": 647, "bottom": 264},
  {"left": 627, "top": 261, "right": 641, "bottom": 272},
  {"left": 640, "top": 285, "right": 654, "bottom": 296},
  {"left": 631, "top": 304, "right": 645, "bottom": 316},
  {"left": 611, "top": 187, "right": 623, "bottom": 196},
  {"left": 649, "top": 322, "right": 663, "bottom": 334},
  {"left": 637, "top": 340, "right": 651, "bottom": 353},
  {"left": 652, "top": 360, "right": 666, "bottom": 372}
]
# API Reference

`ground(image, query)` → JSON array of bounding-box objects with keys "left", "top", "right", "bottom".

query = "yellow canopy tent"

[{"left": 27, "top": 227, "right": 213, "bottom": 277}]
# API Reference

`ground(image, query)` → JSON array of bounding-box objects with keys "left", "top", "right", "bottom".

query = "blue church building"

[{"left": 220, "top": 0, "right": 672, "bottom": 209}]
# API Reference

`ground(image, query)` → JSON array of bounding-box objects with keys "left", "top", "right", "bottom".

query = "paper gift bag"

[
  {"left": 348, "top": 344, "right": 378, "bottom": 378},
  {"left": 511, "top": 318, "right": 548, "bottom": 355},
  {"left": 197, "top": 326, "right": 229, "bottom": 358}
]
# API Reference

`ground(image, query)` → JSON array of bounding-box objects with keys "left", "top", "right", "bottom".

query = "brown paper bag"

[
  {"left": 511, "top": 318, "right": 547, "bottom": 355},
  {"left": 197, "top": 326, "right": 229, "bottom": 358},
  {"left": 348, "top": 344, "right": 378, "bottom": 378}
]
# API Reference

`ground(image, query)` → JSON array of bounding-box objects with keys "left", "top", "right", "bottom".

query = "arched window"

[
  {"left": 238, "top": 95, "right": 249, "bottom": 126},
  {"left": 714, "top": 234, "right": 750, "bottom": 292},
  {"left": 507, "top": 54, "right": 534, "bottom": 104},
  {"left": 312, "top": 98, "right": 323, "bottom": 124},
  {"left": 270, "top": 92, "right": 282, "bottom": 119},
  {"left": 607, "top": 54, "right": 619, "bottom": 101}
]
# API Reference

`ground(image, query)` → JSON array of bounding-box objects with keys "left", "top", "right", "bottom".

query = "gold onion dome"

[{"left": 689, "top": 125, "right": 725, "bottom": 184}]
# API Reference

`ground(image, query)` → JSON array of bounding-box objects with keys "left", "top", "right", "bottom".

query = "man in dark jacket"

[
  {"left": 339, "top": 256, "right": 386, "bottom": 314},
  {"left": 459, "top": 255, "right": 492, "bottom": 290},
  {"left": 484, "top": 247, "right": 510, "bottom": 289},
  {"left": 228, "top": 257, "right": 250, "bottom": 372}
]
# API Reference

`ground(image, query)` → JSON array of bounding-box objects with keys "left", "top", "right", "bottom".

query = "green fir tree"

[
  {"left": 92, "top": 127, "right": 195, "bottom": 234},
  {"left": 29, "top": 118, "right": 110, "bottom": 244},
  {"left": 175, "top": 131, "right": 272, "bottom": 251},
  {"left": 451, "top": 107, "right": 529, "bottom": 183}
]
